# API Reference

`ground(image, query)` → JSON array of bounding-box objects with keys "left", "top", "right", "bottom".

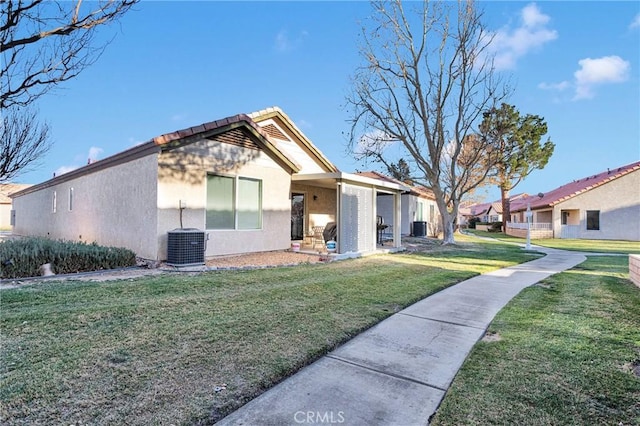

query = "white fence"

[{"left": 507, "top": 222, "right": 552, "bottom": 230}]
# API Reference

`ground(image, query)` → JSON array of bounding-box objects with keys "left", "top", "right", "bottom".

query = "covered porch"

[{"left": 289, "top": 172, "right": 408, "bottom": 256}]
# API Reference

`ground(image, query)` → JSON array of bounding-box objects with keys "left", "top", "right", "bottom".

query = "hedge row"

[{"left": 0, "top": 237, "right": 137, "bottom": 279}]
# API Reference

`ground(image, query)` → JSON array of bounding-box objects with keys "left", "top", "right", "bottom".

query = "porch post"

[{"left": 394, "top": 191, "right": 402, "bottom": 248}]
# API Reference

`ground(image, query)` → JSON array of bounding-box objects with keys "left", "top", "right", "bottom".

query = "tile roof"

[
  {"left": 356, "top": 171, "right": 435, "bottom": 199},
  {"left": 10, "top": 111, "right": 302, "bottom": 198},
  {"left": 510, "top": 160, "right": 640, "bottom": 212},
  {"left": 466, "top": 193, "right": 528, "bottom": 216}
]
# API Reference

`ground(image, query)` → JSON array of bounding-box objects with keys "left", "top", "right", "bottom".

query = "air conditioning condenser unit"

[{"left": 167, "top": 228, "right": 206, "bottom": 266}]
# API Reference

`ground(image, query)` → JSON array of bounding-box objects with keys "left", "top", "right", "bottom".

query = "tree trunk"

[
  {"left": 442, "top": 214, "right": 456, "bottom": 244},
  {"left": 501, "top": 186, "right": 511, "bottom": 232}
]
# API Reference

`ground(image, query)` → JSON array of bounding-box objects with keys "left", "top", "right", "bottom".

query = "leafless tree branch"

[
  {"left": 1, "top": 0, "right": 139, "bottom": 109},
  {"left": 347, "top": 0, "right": 511, "bottom": 243},
  {"left": 1, "top": 107, "right": 51, "bottom": 183}
]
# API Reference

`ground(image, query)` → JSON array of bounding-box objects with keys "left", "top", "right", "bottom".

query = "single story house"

[
  {"left": 0, "top": 184, "right": 31, "bottom": 230},
  {"left": 506, "top": 160, "right": 640, "bottom": 241},
  {"left": 464, "top": 194, "right": 528, "bottom": 225},
  {"left": 356, "top": 171, "right": 439, "bottom": 237},
  {"left": 10, "top": 107, "right": 409, "bottom": 260}
]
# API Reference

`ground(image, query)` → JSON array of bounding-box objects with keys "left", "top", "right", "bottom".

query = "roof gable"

[{"left": 249, "top": 107, "right": 338, "bottom": 174}]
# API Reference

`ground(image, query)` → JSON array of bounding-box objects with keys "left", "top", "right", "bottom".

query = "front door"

[{"left": 291, "top": 193, "right": 305, "bottom": 240}]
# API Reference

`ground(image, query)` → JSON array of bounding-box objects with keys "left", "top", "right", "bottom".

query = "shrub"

[
  {"left": 488, "top": 221, "right": 503, "bottom": 232},
  {"left": 0, "top": 237, "right": 137, "bottom": 279},
  {"left": 468, "top": 217, "right": 481, "bottom": 229}
]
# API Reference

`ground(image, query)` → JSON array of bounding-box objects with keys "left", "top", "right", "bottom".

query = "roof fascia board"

[{"left": 292, "top": 172, "right": 409, "bottom": 192}]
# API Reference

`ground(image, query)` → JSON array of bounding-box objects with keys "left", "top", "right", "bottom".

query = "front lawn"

[
  {"left": 0, "top": 235, "right": 533, "bottom": 425},
  {"left": 432, "top": 255, "right": 640, "bottom": 425},
  {"left": 467, "top": 230, "right": 640, "bottom": 254}
]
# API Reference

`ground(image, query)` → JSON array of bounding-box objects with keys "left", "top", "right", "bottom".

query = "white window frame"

[{"left": 206, "top": 174, "right": 262, "bottom": 230}]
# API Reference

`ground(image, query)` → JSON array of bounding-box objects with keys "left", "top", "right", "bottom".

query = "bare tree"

[
  {"left": 347, "top": 0, "right": 509, "bottom": 244},
  {"left": 1, "top": 0, "right": 139, "bottom": 109},
  {"left": 1, "top": 107, "right": 51, "bottom": 183}
]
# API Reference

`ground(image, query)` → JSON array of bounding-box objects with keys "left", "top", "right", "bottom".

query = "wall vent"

[{"left": 167, "top": 229, "right": 206, "bottom": 266}]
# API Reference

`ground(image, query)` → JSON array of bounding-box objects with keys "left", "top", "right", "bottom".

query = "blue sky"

[{"left": 15, "top": 1, "right": 640, "bottom": 202}]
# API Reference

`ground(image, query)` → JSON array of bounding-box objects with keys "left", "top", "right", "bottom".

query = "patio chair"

[{"left": 312, "top": 225, "right": 325, "bottom": 249}]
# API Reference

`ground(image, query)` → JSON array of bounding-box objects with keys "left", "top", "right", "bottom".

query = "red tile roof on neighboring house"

[
  {"left": 510, "top": 160, "right": 640, "bottom": 212},
  {"left": 466, "top": 193, "right": 528, "bottom": 217},
  {"left": 356, "top": 171, "right": 435, "bottom": 199}
]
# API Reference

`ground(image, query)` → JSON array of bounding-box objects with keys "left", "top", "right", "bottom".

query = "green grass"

[
  {"left": 467, "top": 230, "right": 640, "bottom": 254},
  {"left": 431, "top": 255, "right": 640, "bottom": 425},
  {"left": 0, "top": 236, "right": 534, "bottom": 425}
]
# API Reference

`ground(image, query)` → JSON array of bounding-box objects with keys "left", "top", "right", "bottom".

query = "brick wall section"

[
  {"left": 630, "top": 255, "right": 640, "bottom": 288},
  {"left": 506, "top": 228, "right": 554, "bottom": 239}
]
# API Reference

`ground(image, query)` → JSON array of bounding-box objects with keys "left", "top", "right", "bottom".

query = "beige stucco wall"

[
  {"left": 630, "top": 255, "right": 640, "bottom": 288},
  {"left": 0, "top": 203, "right": 11, "bottom": 230},
  {"left": 552, "top": 170, "right": 640, "bottom": 241},
  {"left": 12, "top": 154, "right": 160, "bottom": 258},
  {"left": 157, "top": 140, "right": 292, "bottom": 259},
  {"left": 290, "top": 183, "right": 337, "bottom": 232},
  {"left": 377, "top": 194, "right": 437, "bottom": 236}
]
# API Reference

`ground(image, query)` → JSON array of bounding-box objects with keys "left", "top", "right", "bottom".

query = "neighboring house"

[
  {"left": 0, "top": 184, "right": 32, "bottom": 230},
  {"left": 10, "top": 107, "right": 408, "bottom": 260},
  {"left": 356, "top": 171, "right": 439, "bottom": 237},
  {"left": 507, "top": 161, "right": 640, "bottom": 241},
  {"left": 465, "top": 194, "right": 528, "bottom": 224}
]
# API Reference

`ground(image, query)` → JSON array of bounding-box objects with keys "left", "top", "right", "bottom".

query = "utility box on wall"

[{"left": 167, "top": 228, "right": 206, "bottom": 266}]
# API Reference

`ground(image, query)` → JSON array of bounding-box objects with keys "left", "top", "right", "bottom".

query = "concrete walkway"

[{"left": 217, "top": 246, "right": 586, "bottom": 425}]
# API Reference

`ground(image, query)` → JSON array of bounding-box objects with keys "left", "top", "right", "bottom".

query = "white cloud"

[
  {"left": 88, "top": 146, "right": 103, "bottom": 162},
  {"left": 274, "top": 29, "right": 308, "bottom": 52},
  {"left": 630, "top": 13, "right": 640, "bottom": 30},
  {"left": 538, "top": 56, "right": 630, "bottom": 101},
  {"left": 538, "top": 81, "right": 570, "bottom": 91},
  {"left": 54, "top": 146, "right": 105, "bottom": 177},
  {"left": 573, "top": 55, "right": 630, "bottom": 99},
  {"left": 54, "top": 165, "right": 78, "bottom": 176},
  {"left": 489, "top": 3, "right": 558, "bottom": 70},
  {"left": 128, "top": 137, "right": 145, "bottom": 146}
]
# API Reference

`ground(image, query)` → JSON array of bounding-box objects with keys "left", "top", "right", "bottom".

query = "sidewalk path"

[{"left": 217, "top": 247, "right": 586, "bottom": 425}]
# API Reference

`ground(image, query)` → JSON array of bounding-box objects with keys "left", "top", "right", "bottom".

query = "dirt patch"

[
  {"left": 623, "top": 360, "right": 640, "bottom": 378},
  {"left": 205, "top": 250, "right": 327, "bottom": 269},
  {"left": 482, "top": 331, "right": 502, "bottom": 342}
]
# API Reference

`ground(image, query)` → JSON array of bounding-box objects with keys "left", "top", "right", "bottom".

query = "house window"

[
  {"left": 52, "top": 191, "right": 57, "bottom": 213},
  {"left": 429, "top": 205, "right": 435, "bottom": 222},
  {"left": 206, "top": 175, "right": 262, "bottom": 230},
  {"left": 586, "top": 210, "right": 600, "bottom": 230},
  {"left": 561, "top": 211, "right": 569, "bottom": 225},
  {"left": 69, "top": 188, "right": 74, "bottom": 211}
]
